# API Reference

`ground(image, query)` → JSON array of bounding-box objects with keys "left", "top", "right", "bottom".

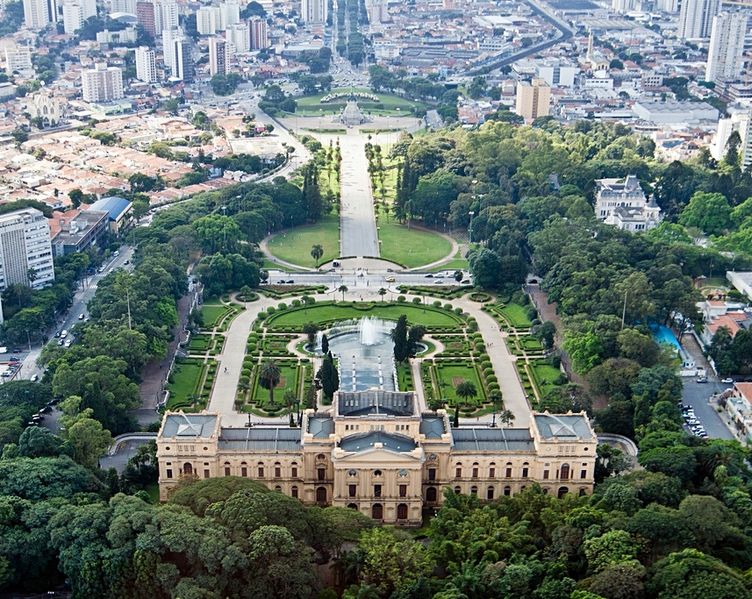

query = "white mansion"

[{"left": 594, "top": 175, "right": 662, "bottom": 232}]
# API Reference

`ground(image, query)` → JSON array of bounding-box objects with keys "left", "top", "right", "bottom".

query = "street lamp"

[{"left": 468, "top": 211, "right": 475, "bottom": 244}]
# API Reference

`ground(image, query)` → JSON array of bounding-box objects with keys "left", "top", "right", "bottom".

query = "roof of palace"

[
  {"left": 337, "top": 390, "right": 415, "bottom": 417},
  {"left": 451, "top": 427, "right": 535, "bottom": 452},
  {"left": 218, "top": 427, "right": 302, "bottom": 452},
  {"left": 534, "top": 414, "right": 596, "bottom": 441},
  {"left": 161, "top": 413, "right": 218, "bottom": 438},
  {"left": 308, "top": 415, "right": 335, "bottom": 438},
  {"left": 419, "top": 415, "right": 446, "bottom": 439},
  {"left": 339, "top": 431, "right": 417, "bottom": 453}
]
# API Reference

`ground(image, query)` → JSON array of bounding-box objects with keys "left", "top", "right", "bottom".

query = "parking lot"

[{"left": 680, "top": 379, "right": 735, "bottom": 440}]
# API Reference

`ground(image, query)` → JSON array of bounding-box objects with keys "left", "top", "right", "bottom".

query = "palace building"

[{"left": 157, "top": 390, "right": 597, "bottom": 525}]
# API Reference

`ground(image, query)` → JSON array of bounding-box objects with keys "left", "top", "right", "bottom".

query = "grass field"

[
  {"left": 266, "top": 215, "right": 340, "bottom": 268},
  {"left": 167, "top": 359, "right": 206, "bottom": 409},
  {"left": 294, "top": 88, "right": 425, "bottom": 116},
  {"left": 266, "top": 302, "right": 463, "bottom": 329},
  {"left": 376, "top": 208, "right": 453, "bottom": 268},
  {"left": 201, "top": 304, "right": 229, "bottom": 328},
  {"left": 531, "top": 362, "right": 564, "bottom": 396},
  {"left": 428, "top": 250, "right": 469, "bottom": 273},
  {"left": 499, "top": 304, "right": 533, "bottom": 328},
  {"left": 251, "top": 364, "right": 299, "bottom": 405},
  {"left": 434, "top": 363, "right": 485, "bottom": 406}
]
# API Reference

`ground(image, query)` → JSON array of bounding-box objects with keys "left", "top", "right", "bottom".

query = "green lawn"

[
  {"left": 531, "top": 362, "right": 564, "bottom": 395},
  {"left": 201, "top": 304, "right": 228, "bottom": 328},
  {"left": 397, "top": 362, "right": 414, "bottom": 391},
  {"left": 376, "top": 208, "right": 453, "bottom": 268},
  {"left": 428, "top": 250, "right": 469, "bottom": 273},
  {"left": 294, "top": 88, "right": 425, "bottom": 116},
  {"left": 434, "top": 363, "right": 486, "bottom": 406},
  {"left": 251, "top": 364, "right": 300, "bottom": 405},
  {"left": 266, "top": 215, "right": 340, "bottom": 268},
  {"left": 167, "top": 359, "right": 206, "bottom": 409},
  {"left": 498, "top": 304, "right": 533, "bottom": 328},
  {"left": 266, "top": 302, "right": 462, "bottom": 329}
]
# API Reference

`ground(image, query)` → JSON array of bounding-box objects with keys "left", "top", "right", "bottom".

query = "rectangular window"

[
  {"left": 506, "top": 467, "right": 512, "bottom": 478},
  {"left": 428, "top": 468, "right": 436, "bottom": 481},
  {"left": 166, "top": 469, "right": 173, "bottom": 479},
  {"left": 224, "top": 466, "right": 231, "bottom": 476},
  {"left": 456, "top": 467, "right": 462, "bottom": 478},
  {"left": 349, "top": 484, "right": 357, "bottom": 497},
  {"left": 292, "top": 467, "right": 298, "bottom": 478},
  {"left": 581, "top": 470, "right": 587, "bottom": 479},
  {"left": 291, "top": 487, "right": 298, "bottom": 498},
  {"left": 489, "top": 467, "right": 495, "bottom": 478},
  {"left": 318, "top": 468, "right": 326, "bottom": 481},
  {"left": 241, "top": 467, "right": 247, "bottom": 477},
  {"left": 543, "top": 470, "right": 549, "bottom": 480},
  {"left": 258, "top": 467, "right": 264, "bottom": 477},
  {"left": 399, "top": 484, "right": 407, "bottom": 497},
  {"left": 472, "top": 467, "right": 478, "bottom": 478},
  {"left": 374, "top": 484, "right": 382, "bottom": 498},
  {"left": 274, "top": 466, "right": 281, "bottom": 478},
  {"left": 204, "top": 469, "right": 210, "bottom": 479},
  {"left": 522, "top": 467, "right": 529, "bottom": 478}
]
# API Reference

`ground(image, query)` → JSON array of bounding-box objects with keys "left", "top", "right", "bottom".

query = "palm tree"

[
  {"left": 378, "top": 287, "right": 387, "bottom": 302},
  {"left": 259, "top": 360, "right": 281, "bottom": 405},
  {"left": 455, "top": 380, "right": 477, "bottom": 408},
  {"left": 498, "top": 409, "right": 515, "bottom": 427},
  {"left": 310, "top": 244, "right": 324, "bottom": 267},
  {"left": 489, "top": 390, "right": 503, "bottom": 428},
  {"left": 338, "top": 284, "right": 348, "bottom": 302}
]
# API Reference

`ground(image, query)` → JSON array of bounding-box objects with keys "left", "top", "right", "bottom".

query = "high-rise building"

[
  {"left": 110, "top": 0, "right": 136, "bottom": 12},
  {"left": 678, "top": 0, "right": 719, "bottom": 40},
  {"left": 515, "top": 78, "right": 551, "bottom": 122},
  {"left": 226, "top": 22, "right": 250, "bottom": 53},
  {"left": 197, "top": 5, "right": 220, "bottom": 35},
  {"left": 155, "top": 0, "right": 178, "bottom": 33},
  {"left": 301, "top": 0, "right": 326, "bottom": 24},
  {"left": 173, "top": 37, "right": 193, "bottom": 81},
  {"left": 81, "top": 62, "right": 124, "bottom": 102},
  {"left": 611, "top": 0, "right": 636, "bottom": 12},
  {"left": 162, "top": 27, "right": 182, "bottom": 73},
  {"left": 656, "top": 0, "right": 678, "bottom": 12},
  {"left": 219, "top": 0, "right": 240, "bottom": 30},
  {"left": 712, "top": 106, "right": 752, "bottom": 168},
  {"left": 0, "top": 208, "right": 55, "bottom": 291},
  {"left": 209, "top": 37, "right": 227, "bottom": 76},
  {"left": 136, "top": 1, "right": 156, "bottom": 36},
  {"left": 705, "top": 12, "right": 747, "bottom": 83},
  {"left": 22, "top": 0, "right": 59, "bottom": 30},
  {"left": 249, "top": 17, "right": 269, "bottom": 50},
  {"left": 61, "top": 0, "right": 95, "bottom": 34},
  {"left": 135, "top": 46, "right": 157, "bottom": 82},
  {"left": 4, "top": 46, "right": 33, "bottom": 73}
]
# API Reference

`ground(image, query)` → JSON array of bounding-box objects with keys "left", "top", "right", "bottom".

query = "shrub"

[
  {"left": 397, "top": 295, "right": 406, "bottom": 303},
  {"left": 454, "top": 307, "right": 463, "bottom": 315},
  {"left": 412, "top": 297, "right": 422, "bottom": 304},
  {"left": 433, "top": 300, "right": 442, "bottom": 307},
  {"left": 291, "top": 299, "right": 301, "bottom": 307},
  {"left": 443, "top": 303, "right": 453, "bottom": 311},
  {"left": 487, "top": 375, "right": 498, "bottom": 384},
  {"left": 258, "top": 310, "right": 268, "bottom": 319},
  {"left": 278, "top": 302, "right": 288, "bottom": 311}
]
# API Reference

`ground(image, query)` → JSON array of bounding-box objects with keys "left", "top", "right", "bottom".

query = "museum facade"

[{"left": 157, "top": 390, "right": 598, "bottom": 525}]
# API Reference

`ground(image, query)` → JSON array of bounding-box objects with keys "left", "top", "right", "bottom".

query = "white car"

[
  {"left": 721, "top": 377, "right": 734, "bottom": 384},
  {"left": 60, "top": 330, "right": 68, "bottom": 339}
]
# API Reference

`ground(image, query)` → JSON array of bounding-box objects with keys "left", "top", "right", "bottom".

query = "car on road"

[
  {"left": 64, "top": 339, "right": 73, "bottom": 348},
  {"left": 385, "top": 275, "right": 396, "bottom": 282},
  {"left": 78, "top": 313, "right": 85, "bottom": 320},
  {"left": 31, "top": 374, "right": 39, "bottom": 383},
  {"left": 57, "top": 339, "right": 64, "bottom": 346},
  {"left": 721, "top": 377, "right": 734, "bottom": 384},
  {"left": 54, "top": 331, "right": 60, "bottom": 338},
  {"left": 9, "top": 356, "right": 19, "bottom": 362},
  {"left": 696, "top": 376, "right": 707, "bottom": 383}
]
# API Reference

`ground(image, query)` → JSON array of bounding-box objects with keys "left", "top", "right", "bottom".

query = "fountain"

[
  {"left": 324, "top": 318, "right": 398, "bottom": 392},
  {"left": 359, "top": 316, "right": 380, "bottom": 346}
]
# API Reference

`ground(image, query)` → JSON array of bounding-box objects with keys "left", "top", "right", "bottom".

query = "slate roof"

[
  {"left": 339, "top": 431, "right": 417, "bottom": 453},
  {"left": 218, "top": 427, "right": 301, "bottom": 452},
  {"left": 534, "top": 414, "right": 595, "bottom": 441},
  {"left": 451, "top": 427, "right": 535, "bottom": 451}
]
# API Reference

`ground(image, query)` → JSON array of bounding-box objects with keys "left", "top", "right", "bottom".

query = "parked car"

[
  {"left": 721, "top": 377, "right": 734, "bottom": 384},
  {"left": 60, "top": 330, "right": 68, "bottom": 339},
  {"left": 31, "top": 375, "right": 39, "bottom": 383},
  {"left": 78, "top": 313, "right": 85, "bottom": 320},
  {"left": 696, "top": 376, "right": 708, "bottom": 383}
]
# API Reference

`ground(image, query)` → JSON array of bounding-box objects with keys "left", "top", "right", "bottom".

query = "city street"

[{"left": 681, "top": 379, "right": 735, "bottom": 440}]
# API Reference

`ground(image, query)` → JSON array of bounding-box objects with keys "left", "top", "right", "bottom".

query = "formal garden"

[
  {"left": 166, "top": 357, "right": 218, "bottom": 411},
  {"left": 293, "top": 88, "right": 425, "bottom": 116}
]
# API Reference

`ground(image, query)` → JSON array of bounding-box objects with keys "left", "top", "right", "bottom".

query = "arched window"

[
  {"left": 371, "top": 503, "right": 383, "bottom": 520},
  {"left": 347, "top": 503, "right": 358, "bottom": 510},
  {"left": 542, "top": 487, "right": 549, "bottom": 495},
  {"left": 579, "top": 488, "right": 587, "bottom": 497},
  {"left": 487, "top": 486, "right": 494, "bottom": 500},
  {"left": 426, "top": 487, "right": 438, "bottom": 502},
  {"left": 455, "top": 462, "right": 462, "bottom": 478},
  {"left": 472, "top": 462, "right": 479, "bottom": 478},
  {"left": 558, "top": 487, "right": 569, "bottom": 499},
  {"left": 274, "top": 462, "right": 281, "bottom": 478},
  {"left": 560, "top": 463, "right": 570, "bottom": 480},
  {"left": 183, "top": 462, "right": 193, "bottom": 475},
  {"left": 397, "top": 503, "right": 408, "bottom": 520},
  {"left": 274, "top": 485, "right": 282, "bottom": 492},
  {"left": 489, "top": 462, "right": 496, "bottom": 478},
  {"left": 454, "top": 486, "right": 461, "bottom": 494},
  {"left": 373, "top": 469, "right": 382, "bottom": 477},
  {"left": 505, "top": 462, "right": 512, "bottom": 478},
  {"left": 241, "top": 462, "right": 248, "bottom": 477},
  {"left": 291, "top": 462, "right": 298, "bottom": 478},
  {"left": 470, "top": 485, "right": 478, "bottom": 496},
  {"left": 316, "top": 486, "right": 327, "bottom": 504},
  {"left": 224, "top": 461, "right": 231, "bottom": 477},
  {"left": 316, "top": 453, "right": 326, "bottom": 461},
  {"left": 257, "top": 462, "right": 265, "bottom": 478},
  {"left": 291, "top": 485, "right": 299, "bottom": 498},
  {"left": 521, "top": 462, "right": 529, "bottom": 478}
]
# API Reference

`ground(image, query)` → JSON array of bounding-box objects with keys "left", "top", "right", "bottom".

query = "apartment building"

[{"left": 0, "top": 208, "right": 55, "bottom": 291}]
